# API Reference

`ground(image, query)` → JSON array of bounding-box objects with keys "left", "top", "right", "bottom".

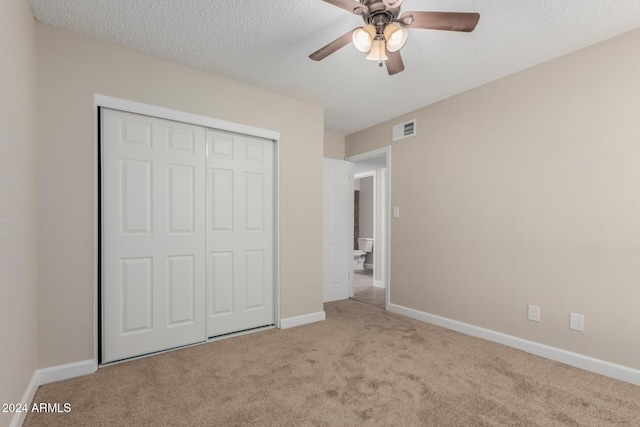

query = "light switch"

[{"left": 393, "top": 207, "right": 400, "bottom": 218}]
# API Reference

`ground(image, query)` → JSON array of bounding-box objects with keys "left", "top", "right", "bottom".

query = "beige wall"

[
  {"left": 323, "top": 129, "right": 345, "bottom": 159},
  {"left": 0, "top": 1, "right": 38, "bottom": 425},
  {"left": 36, "top": 23, "right": 324, "bottom": 368},
  {"left": 346, "top": 28, "right": 640, "bottom": 370}
]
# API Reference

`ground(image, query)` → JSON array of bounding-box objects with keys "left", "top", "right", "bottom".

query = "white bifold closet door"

[{"left": 102, "top": 108, "right": 274, "bottom": 363}]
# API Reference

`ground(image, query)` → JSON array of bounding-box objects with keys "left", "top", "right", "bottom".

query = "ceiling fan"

[{"left": 309, "top": 0, "right": 480, "bottom": 75}]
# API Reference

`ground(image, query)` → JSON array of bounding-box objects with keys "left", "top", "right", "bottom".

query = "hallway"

[{"left": 351, "top": 269, "right": 385, "bottom": 309}]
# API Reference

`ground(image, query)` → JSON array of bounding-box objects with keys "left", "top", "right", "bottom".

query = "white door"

[
  {"left": 323, "top": 158, "right": 354, "bottom": 302},
  {"left": 206, "top": 129, "right": 274, "bottom": 337},
  {"left": 102, "top": 108, "right": 206, "bottom": 363}
]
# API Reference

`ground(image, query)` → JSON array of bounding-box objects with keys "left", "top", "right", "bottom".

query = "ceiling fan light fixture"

[
  {"left": 366, "top": 39, "right": 388, "bottom": 62},
  {"left": 352, "top": 24, "right": 376, "bottom": 52},
  {"left": 383, "top": 24, "right": 408, "bottom": 52},
  {"left": 309, "top": 0, "right": 481, "bottom": 75}
]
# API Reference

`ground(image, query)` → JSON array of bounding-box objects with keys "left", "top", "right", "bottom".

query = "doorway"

[{"left": 347, "top": 147, "right": 390, "bottom": 308}]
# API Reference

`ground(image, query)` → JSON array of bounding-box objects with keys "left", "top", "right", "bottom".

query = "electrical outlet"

[
  {"left": 527, "top": 305, "right": 540, "bottom": 322},
  {"left": 570, "top": 313, "right": 584, "bottom": 331}
]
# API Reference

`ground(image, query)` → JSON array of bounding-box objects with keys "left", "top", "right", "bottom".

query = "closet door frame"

[{"left": 95, "top": 94, "right": 281, "bottom": 366}]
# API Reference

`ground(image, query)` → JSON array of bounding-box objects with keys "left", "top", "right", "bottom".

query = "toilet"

[{"left": 354, "top": 237, "right": 373, "bottom": 270}]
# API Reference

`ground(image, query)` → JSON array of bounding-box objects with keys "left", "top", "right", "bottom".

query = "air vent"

[{"left": 392, "top": 119, "right": 416, "bottom": 141}]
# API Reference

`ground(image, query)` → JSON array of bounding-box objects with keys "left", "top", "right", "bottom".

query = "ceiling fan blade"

[
  {"left": 398, "top": 11, "right": 480, "bottom": 32},
  {"left": 309, "top": 29, "right": 357, "bottom": 61},
  {"left": 386, "top": 50, "right": 405, "bottom": 75},
  {"left": 321, "top": 0, "right": 368, "bottom": 15}
]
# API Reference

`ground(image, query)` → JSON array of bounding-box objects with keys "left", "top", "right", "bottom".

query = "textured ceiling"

[{"left": 31, "top": 0, "right": 640, "bottom": 135}]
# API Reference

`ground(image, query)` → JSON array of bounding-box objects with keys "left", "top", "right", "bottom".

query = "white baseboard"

[
  {"left": 10, "top": 359, "right": 96, "bottom": 427},
  {"left": 373, "top": 280, "right": 386, "bottom": 289},
  {"left": 9, "top": 371, "right": 39, "bottom": 427},
  {"left": 38, "top": 359, "right": 97, "bottom": 386},
  {"left": 280, "top": 311, "right": 326, "bottom": 329},
  {"left": 387, "top": 303, "right": 640, "bottom": 387}
]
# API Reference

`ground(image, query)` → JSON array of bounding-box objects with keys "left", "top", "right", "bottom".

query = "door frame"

[
  {"left": 353, "top": 170, "right": 376, "bottom": 295},
  {"left": 346, "top": 146, "right": 391, "bottom": 307},
  {"left": 94, "top": 94, "right": 281, "bottom": 366}
]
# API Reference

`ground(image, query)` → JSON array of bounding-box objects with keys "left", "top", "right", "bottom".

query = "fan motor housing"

[{"left": 361, "top": 0, "right": 400, "bottom": 27}]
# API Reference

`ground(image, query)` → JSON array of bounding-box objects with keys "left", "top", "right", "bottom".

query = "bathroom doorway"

[{"left": 347, "top": 147, "right": 390, "bottom": 309}]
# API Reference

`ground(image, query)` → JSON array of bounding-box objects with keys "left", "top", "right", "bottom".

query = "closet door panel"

[
  {"left": 206, "top": 130, "right": 274, "bottom": 337},
  {"left": 102, "top": 108, "right": 206, "bottom": 363}
]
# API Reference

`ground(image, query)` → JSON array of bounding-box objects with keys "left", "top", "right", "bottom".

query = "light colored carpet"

[{"left": 25, "top": 300, "right": 640, "bottom": 426}]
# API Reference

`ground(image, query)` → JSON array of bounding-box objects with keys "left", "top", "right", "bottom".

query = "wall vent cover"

[{"left": 392, "top": 119, "right": 416, "bottom": 141}]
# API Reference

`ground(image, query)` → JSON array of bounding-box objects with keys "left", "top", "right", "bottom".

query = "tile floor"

[{"left": 351, "top": 269, "right": 386, "bottom": 309}]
